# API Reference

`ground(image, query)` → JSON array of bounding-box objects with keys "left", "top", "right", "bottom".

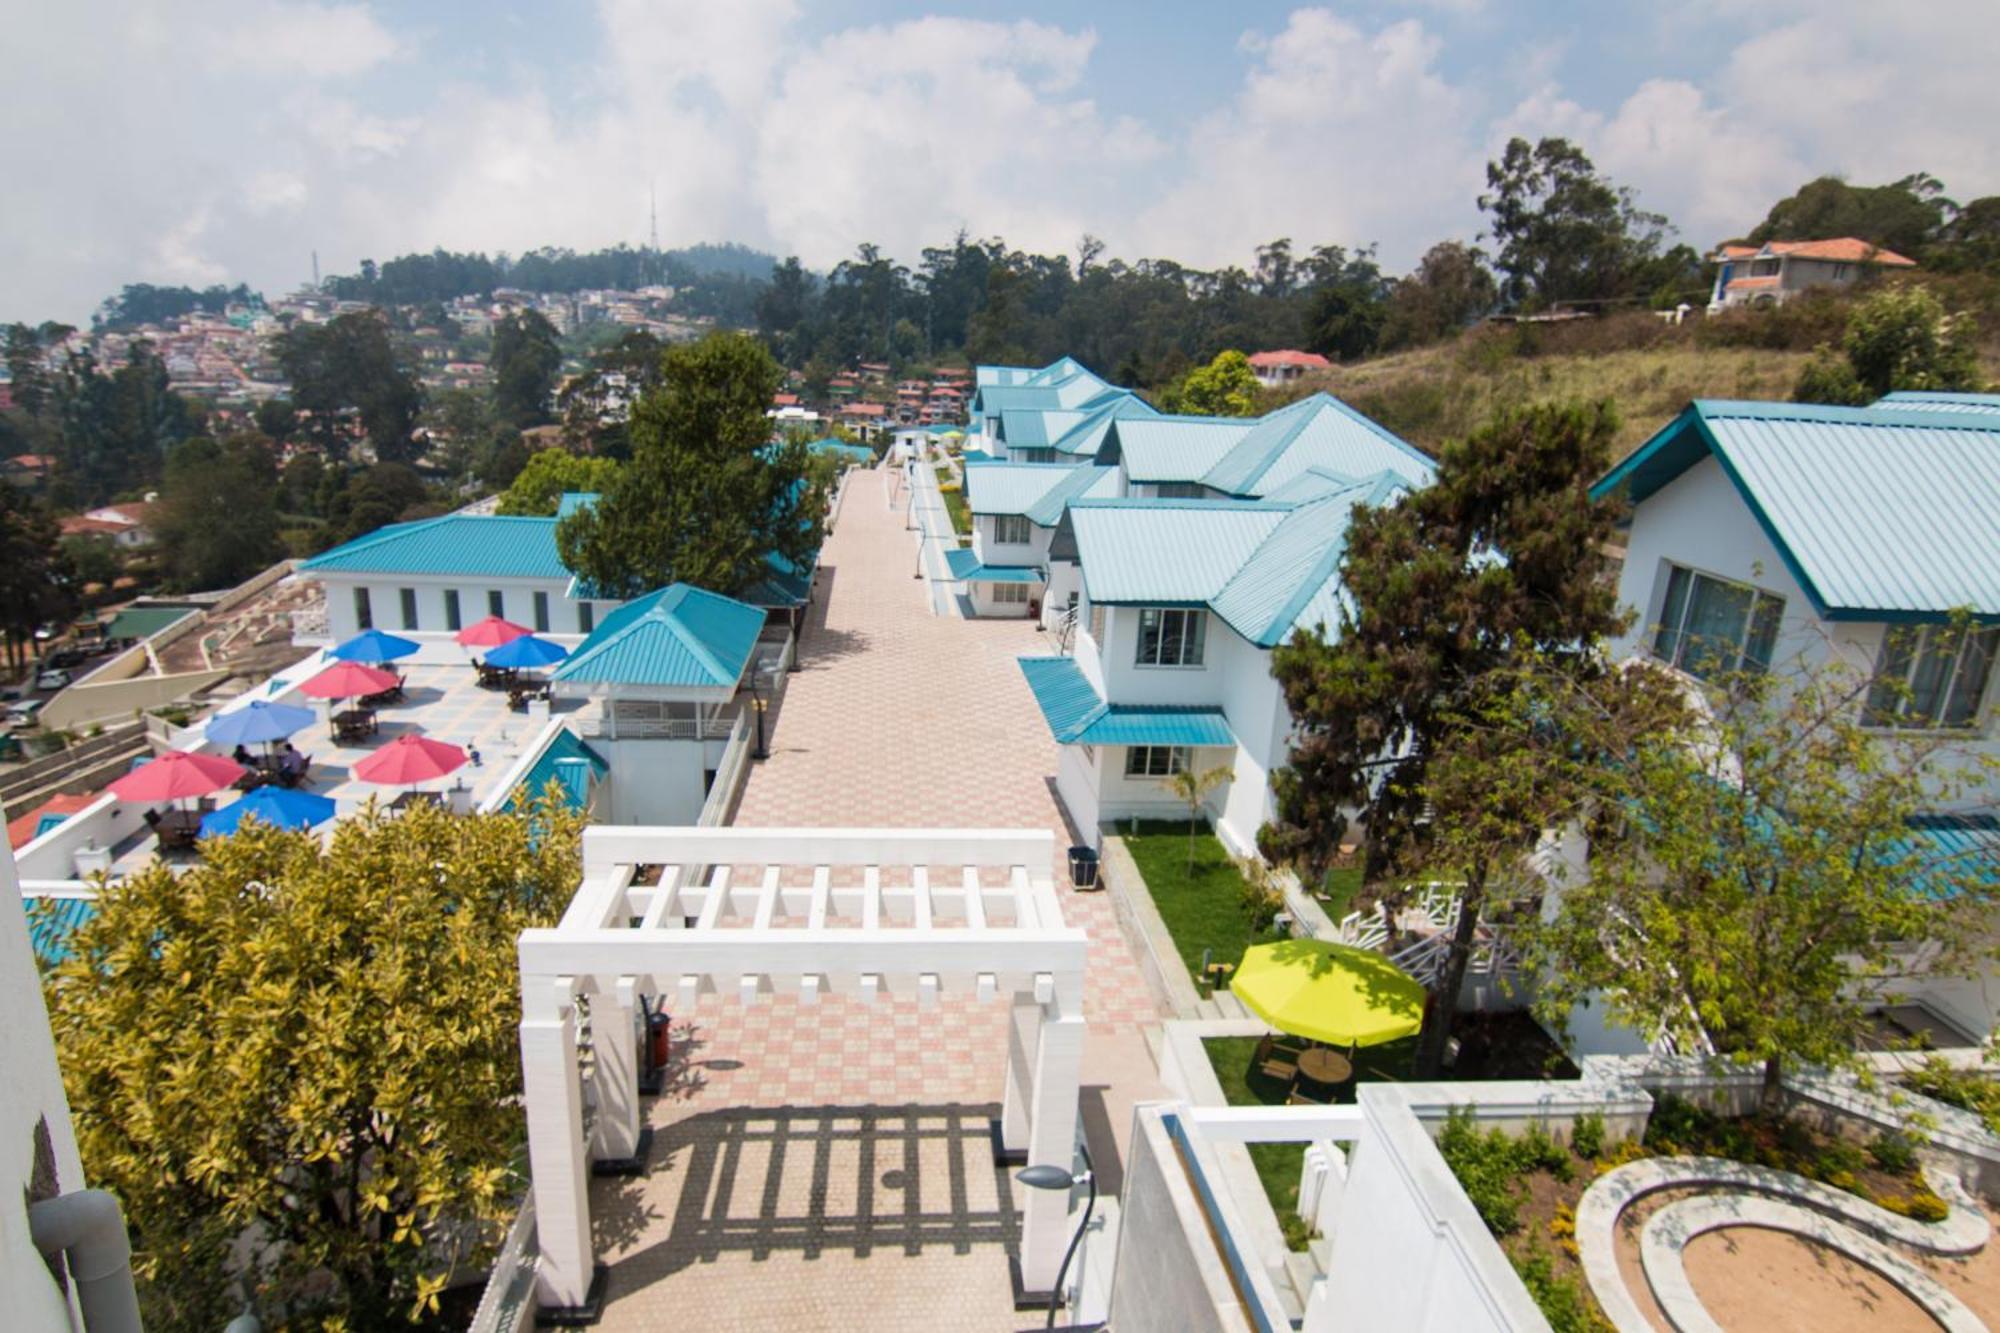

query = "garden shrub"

[
  {"left": 1511, "top": 1245, "right": 1612, "bottom": 1333},
  {"left": 1868, "top": 1131, "right": 1918, "bottom": 1175},
  {"left": 1437, "top": 1109, "right": 1570, "bottom": 1234},
  {"left": 1569, "top": 1113, "right": 1604, "bottom": 1161},
  {"left": 1904, "top": 1058, "right": 2000, "bottom": 1136}
]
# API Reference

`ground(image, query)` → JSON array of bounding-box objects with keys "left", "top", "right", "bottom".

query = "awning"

[
  {"left": 944, "top": 548, "right": 1043, "bottom": 584},
  {"left": 1017, "top": 656, "right": 1236, "bottom": 748}
]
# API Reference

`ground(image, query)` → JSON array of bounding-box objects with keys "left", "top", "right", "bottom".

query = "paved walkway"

[{"left": 591, "top": 464, "right": 1168, "bottom": 1331}]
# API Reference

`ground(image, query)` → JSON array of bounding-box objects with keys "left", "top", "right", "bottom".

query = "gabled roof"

[
  {"left": 300, "top": 514, "right": 570, "bottom": 580},
  {"left": 1109, "top": 416, "right": 1257, "bottom": 484},
  {"left": 964, "top": 461, "right": 1117, "bottom": 522},
  {"left": 551, "top": 583, "right": 764, "bottom": 689},
  {"left": 1070, "top": 499, "right": 1289, "bottom": 604},
  {"left": 1017, "top": 656, "right": 1236, "bottom": 748},
  {"left": 1201, "top": 393, "right": 1435, "bottom": 498},
  {"left": 1211, "top": 475, "right": 1409, "bottom": 645},
  {"left": 1714, "top": 238, "right": 1916, "bottom": 267},
  {"left": 1876, "top": 392, "right": 2000, "bottom": 417},
  {"left": 1054, "top": 393, "right": 1160, "bottom": 457},
  {"left": 1593, "top": 400, "right": 2000, "bottom": 620},
  {"left": 1247, "top": 349, "right": 1331, "bottom": 369},
  {"left": 1026, "top": 466, "right": 1120, "bottom": 528}
]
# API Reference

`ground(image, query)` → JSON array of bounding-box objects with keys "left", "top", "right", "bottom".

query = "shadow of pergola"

[{"left": 596, "top": 1101, "right": 1024, "bottom": 1303}]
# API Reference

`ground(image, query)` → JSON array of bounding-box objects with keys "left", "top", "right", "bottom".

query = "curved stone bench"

[
  {"left": 1639, "top": 1194, "right": 1986, "bottom": 1333},
  {"left": 1578, "top": 1155, "right": 1989, "bottom": 1332}
]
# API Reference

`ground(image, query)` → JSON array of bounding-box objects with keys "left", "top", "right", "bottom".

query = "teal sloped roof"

[
  {"left": 999, "top": 409, "right": 1081, "bottom": 449},
  {"left": 551, "top": 583, "right": 764, "bottom": 689},
  {"left": 965, "top": 461, "right": 1089, "bottom": 516},
  {"left": 556, "top": 492, "right": 600, "bottom": 519},
  {"left": 1026, "top": 466, "right": 1119, "bottom": 528},
  {"left": 1202, "top": 394, "right": 1436, "bottom": 498},
  {"left": 1018, "top": 656, "right": 1235, "bottom": 747},
  {"left": 504, "top": 727, "right": 608, "bottom": 814},
  {"left": 1211, "top": 474, "right": 1407, "bottom": 645},
  {"left": 301, "top": 514, "right": 569, "bottom": 580},
  {"left": 1899, "top": 815, "right": 2000, "bottom": 899},
  {"left": 1055, "top": 394, "right": 1160, "bottom": 457},
  {"left": 26, "top": 896, "right": 96, "bottom": 969},
  {"left": 945, "top": 547, "right": 1042, "bottom": 582},
  {"left": 1594, "top": 400, "right": 2000, "bottom": 620},
  {"left": 1071, "top": 499, "right": 1287, "bottom": 604},
  {"left": 807, "top": 437, "right": 876, "bottom": 462},
  {"left": 1875, "top": 392, "right": 2000, "bottom": 417},
  {"left": 1111, "top": 416, "right": 1258, "bottom": 484}
]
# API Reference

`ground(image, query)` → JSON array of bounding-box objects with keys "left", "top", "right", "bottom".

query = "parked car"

[
  {"left": 35, "top": 669, "right": 71, "bottom": 691},
  {"left": 43, "top": 647, "right": 87, "bottom": 670},
  {"left": 5, "top": 698, "right": 46, "bottom": 727}
]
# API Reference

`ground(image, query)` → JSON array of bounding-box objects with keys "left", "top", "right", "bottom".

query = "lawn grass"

[
  {"left": 935, "top": 467, "right": 971, "bottom": 535},
  {"left": 1122, "top": 819, "right": 1277, "bottom": 984}
]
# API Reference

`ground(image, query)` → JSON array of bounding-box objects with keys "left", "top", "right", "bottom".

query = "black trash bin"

[{"left": 1068, "top": 844, "right": 1100, "bottom": 889}]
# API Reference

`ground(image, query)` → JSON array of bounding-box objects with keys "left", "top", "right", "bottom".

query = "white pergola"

[{"left": 517, "top": 826, "right": 1090, "bottom": 1316}]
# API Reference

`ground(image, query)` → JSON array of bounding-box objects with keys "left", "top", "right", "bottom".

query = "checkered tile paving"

[{"left": 591, "top": 466, "right": 1168, "bottom": 1331}]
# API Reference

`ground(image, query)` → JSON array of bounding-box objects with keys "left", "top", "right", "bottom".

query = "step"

[{"left": 1211, "top": 991, "right": 1249, "bottom": 1020}]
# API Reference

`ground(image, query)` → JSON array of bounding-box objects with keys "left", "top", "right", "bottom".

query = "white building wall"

[
  {"left": 1, "top": 844, "right": 90, "bottom": 1333},
  {"left": 584, "top": 738, "right": 714, "bottom": 825},
  {"left": 316, "top": 573, "right": 588, "bottom": 643}
]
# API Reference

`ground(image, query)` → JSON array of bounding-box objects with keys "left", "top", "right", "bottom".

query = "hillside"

[{"left": 1291, "top": 303, "right": 2000, "bottom": 461}]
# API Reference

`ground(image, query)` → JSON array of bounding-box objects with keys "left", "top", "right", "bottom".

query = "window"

[
  {"left": 488, "top": 590, "right": 504, "bottom": 619},
  {"left": 1650, "top": 565, "right": 1783, "bottom": 679},
  {"left": 1125, "top": 746, "right": 1187, "bottom": 778},
  {"left": 533, "top": 591, "right": 550, "bottom": 633},
  {"left": 1865, "top": 625, "right": 1998, "bottom": 730},
  {"left": 1135, "top": 607, "right": 1207, "bottom": 667},
  {"left": 578, "top": 601, "right": 594, "bottom": 634},
  {"left": 1832, "top": 262, "right": 1851, "bottom": 281},
  {"left": 399, "top": 587, "right": 418, "bottom": 631},
  {"left": 444, "top": 589, "right": 462, "bottom": 632},
  {"left": 1088, "top": 600, "right": 1106, "bottom": 646},
  {"left": 1080, "top": 744, "right": 1096, "bottom": 767},
  {"left": 992, "top": 582, "right": 1030, "bottom": 605},
  {"left": 993, "top": 514, "right": 1033, "bottom": 545},
  {"left": 353, "top": 587, "right": 372, "bottom": 630}
]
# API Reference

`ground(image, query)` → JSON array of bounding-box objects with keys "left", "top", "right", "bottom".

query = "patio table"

[
  {"left": 1297, "top": 1047, "right": 1353, "bottom": 1086},
  {"left": 389, "top": 790, "right": 442, "bottom": 812}
]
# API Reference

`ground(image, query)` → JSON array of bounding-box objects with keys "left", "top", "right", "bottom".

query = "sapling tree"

[
  {"left": 1532, "top": 634, "right": 2000, "bottom": 1111},
  {"left": 1164, "top": 761, "right": 1233, "bottom": 871}
]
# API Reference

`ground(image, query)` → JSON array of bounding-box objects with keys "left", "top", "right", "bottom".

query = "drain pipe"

[{"left": 29, "top": 1190, "right": 143, "bottom": 1333}]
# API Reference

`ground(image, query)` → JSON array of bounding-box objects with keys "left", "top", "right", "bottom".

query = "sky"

[{"left": 5, "top": 0, "right": 1999, "bottom": 324}]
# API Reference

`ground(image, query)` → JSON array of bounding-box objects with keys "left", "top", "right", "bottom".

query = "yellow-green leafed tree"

[{"left": 41, "top": 790, "right": 585, "bottom": 1330}]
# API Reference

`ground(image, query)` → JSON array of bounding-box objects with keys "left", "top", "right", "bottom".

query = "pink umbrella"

[
  {"left": 352, "top": 733, "right": 468, "bottom": 787},
  {"left": 110, "top": 750, "right": 247, "bottom": 803},
  {"left": 456, "top": 615, "right": 531, "bottom": 648},
  {"left": 300, "top": 661, "right": 399, "bottom": 700}
]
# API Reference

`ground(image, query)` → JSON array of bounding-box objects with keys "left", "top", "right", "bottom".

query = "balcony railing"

[{"left": 572, "top": 710, "right": 737, "bottom": 742}]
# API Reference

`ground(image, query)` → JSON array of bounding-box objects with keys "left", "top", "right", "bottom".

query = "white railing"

[
  {"left": 697, "top": 710, "right": 753, "bottom": 827},
  {"left": 572, "top": 712, "right": 736, "bottom": 742}
]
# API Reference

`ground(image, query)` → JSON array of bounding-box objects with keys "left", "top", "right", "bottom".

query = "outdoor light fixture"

[{"left": 1015, "top": 1140, "right": 1095, "bottom": 1329}]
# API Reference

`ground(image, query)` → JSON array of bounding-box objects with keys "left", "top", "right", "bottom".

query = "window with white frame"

[
  {"left": 1864, "top": 624, "right": 1998, "bottom": 730},
  {"left": 1124, "top": 745, "right": 1187, "bottom": 778},
  {"left": 993, "top": 514, "right": 1033, "bottom": 544},
  {"left": 991, "top": 581, "right": 1030, "bottom": 604},
  {"left": 1135, "top": 607, "right": 1207, "bottom": 667},
  {"left": 1651, "top": 564, "right": 1784, "bottom": 679}
]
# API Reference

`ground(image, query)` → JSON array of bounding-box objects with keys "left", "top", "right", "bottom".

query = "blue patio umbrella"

[
  {"left": 204, "top": 700, "right": 317, "bottom": 748},
  {"left": 199, "top": 785, "right": 337, "bottom": 838},
  {"left": 330, "top": 629, "right": 421, "bottom": 663},
  {"left": 482, "top": 634, "right": 568, "bottom": 669}
]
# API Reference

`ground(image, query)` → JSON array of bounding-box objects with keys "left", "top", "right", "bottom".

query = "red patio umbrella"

[
  {"left": 300, "top": 661, "right": 399, "bottom": 700},
  {"left": 456, "top": 615, "right": 531, "bottom": 648},
  {"left": 109, "top": 750, "right": 247, "bottom": 803},
  {"left": 352, "top": 733, "right": 468, "bottom": 787}
]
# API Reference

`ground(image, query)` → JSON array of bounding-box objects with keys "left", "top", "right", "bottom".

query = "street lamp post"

[
  {"left": 1015, "top": 1139, "right": 1096, "bottom": 1329},
  {"left": 748, "top": 671, "right": 770, "bottom": 760}
]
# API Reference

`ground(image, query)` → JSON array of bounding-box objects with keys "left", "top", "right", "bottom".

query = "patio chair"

[{"left": 1255, "top": 1033, "right": 1301, "bottom": 1084}]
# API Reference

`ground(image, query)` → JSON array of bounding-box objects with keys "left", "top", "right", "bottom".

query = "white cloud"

[{"left": 208, "top": 1, "right": 402, "bottom": 77}]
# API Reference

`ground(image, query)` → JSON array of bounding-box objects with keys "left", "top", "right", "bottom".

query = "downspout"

[{"left": 29, "top": 1190, "right": 143, "bottom": 1333}]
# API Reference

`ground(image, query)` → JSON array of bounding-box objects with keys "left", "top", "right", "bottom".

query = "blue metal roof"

[
  {"left": 1026, "top": 466, "right": 1120, "bottom": 528},
  {"left": 301, "top": 514, "right": 570, "bottom": 580},
  {"left": 26, "top": 896, "right": 95, "bottom": 969},
  {"left": 504, "top": 726, "right": 608, "bottom": 813},
  {"left": 1875, "top": 392, "right": 2000, "bottom": 416},
  {"left": 1202, "top": 394, "right": 1436, "bottom": 498},
  {"left": 551, "top": 583, "right": 764, "bottom": 689},
  {"left": 1070, "top": 499, "right": 1287, "bottom": 604},
  {"left": 1018, "top": 656, "right": 1235, "bottom": 747},
  {"left": 556, "top": 492, "right": 600, "bottom": 519},
  {"left": 944, "top": 547, "right": 1042, "bottom": 583},
  {"left": 1899, "top": 815, "right": 2000, "bottom": 899},
  {"left": 1595, "top": 400, "right": 2000, "bottom": 620},
  {"left": 1110, "top": 417, "right": 1256, "bottom": 484},
  {"left": 965, "top": 462, "right": 1085, "bottom": 516},
  {"left": 806, "top": 437, "right": 876, "bottom": 463},
  {"left": 1211, "top": 475, "right": 1407, "bottom": 645},
  {"left": 1054, "top": 395, "right": 1160, "bottom": 457}
]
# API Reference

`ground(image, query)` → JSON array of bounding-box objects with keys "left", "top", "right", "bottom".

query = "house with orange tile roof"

[
  {"left": 1707, "top": 237, "right": 1916, "bottom": 311},
  {"left": 1246, "top": 348, "right": 1332, "bottom": 388}
]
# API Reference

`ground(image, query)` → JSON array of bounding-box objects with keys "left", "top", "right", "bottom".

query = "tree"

[
  {"left": 1794, "top": 285, "right": 1984, "bottom": 405},
  {"left": 276, "top": 312, "right": 423, "bottom": 463},
  {"left": 253, "top": 396, "right": 298, "bottom": 443},
  {"left": 1299, "top": 245, "right": 1390, "bottom": 361},
  {"left": 495, "top": 447, "right": 623, "bottom": 516},
  {"left": 326, "top": 463, "right": 431, "bottom": 545},
  {"left": 1162, "top": 349, "right": 1262, "bottom": 416},
  {"left": 1381, "top": 241, "right": 1497, "bottom": 350},
  {"left": 557, "top": 332, "right": 825, "bottom": 599},
  {"left": 42, "top": 795, "right": 584, "bottom": 1328},
  {"left": 1479, "top": 137, "right": 1673, "bottom": 309},
  {"left": 491, "top": 310, "right": 563, "bottom": 429},
  {"left": 59, "top": 532, "right": 121, "bottom": 590},
  {"left": 1262, "top": 401, "right": 1636, "bottom": 1076},
  {"left": 0, "top": 486, "right": 75, "bottom": 668},
  {"left": 1746, "top": 174, "right": 1948, "bottom": 259},
  {"left": 153, "top": 434, "right": 283, "bottom": 591},
  {"left": 1533, "top": 645, "right": 2000, "bottom": 1111},
  {"left": 1164, "top": 763, "right": 1233, "bottom": 871}
]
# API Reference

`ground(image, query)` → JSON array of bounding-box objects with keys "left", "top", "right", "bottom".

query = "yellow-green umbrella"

[{"left": 1233, "top": 939, "right": 1427, "bottom": 1047}]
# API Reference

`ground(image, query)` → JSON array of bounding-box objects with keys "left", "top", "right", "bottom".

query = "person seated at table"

[
  {"left": 279, "top": 742, "right": 305, "bottom": 778},
  {"left": 231, "top": 744, "right": 253, "bottom": 766}
]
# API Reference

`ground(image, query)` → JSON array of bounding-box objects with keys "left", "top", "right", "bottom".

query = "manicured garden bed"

[
  {"left": 1436, "top": 1095, "right": 1949, "bottom": 1333},
  {"left": 1124, "top": 819, "right": 1283, "bottom": 985},
  {"left": 935, "top": 466, "right": 970, "bottom": 535}
]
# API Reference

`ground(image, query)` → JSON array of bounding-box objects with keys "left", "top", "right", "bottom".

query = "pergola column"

[
  {"left": 590, "top": 978, "right": 643, "bottom": 1165},
  {"left": 1018, "top": 1005, "right": 1085, "bottom": 1294},
  {"left": 999, "top": 994, "right": 1038, "bottom": 1154},
  {"left": 521, "top": 979, "right": 596, "bottom": 1313}
]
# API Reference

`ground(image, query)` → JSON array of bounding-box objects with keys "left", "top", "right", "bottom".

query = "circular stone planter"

[{"left": 1577, "top": 1155, "right": 1989, "bottom": 1333}]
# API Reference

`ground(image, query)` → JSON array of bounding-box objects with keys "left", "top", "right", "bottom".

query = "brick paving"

[{"left": 591, "top": 465, "right": 1168, "bottom": 1331}]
